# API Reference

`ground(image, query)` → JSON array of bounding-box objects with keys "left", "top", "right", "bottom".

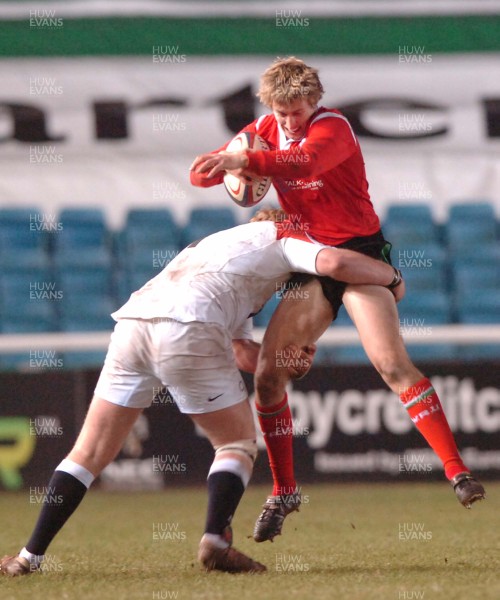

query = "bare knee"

[
  {"left": 68, "top": 444, "right": 117, "bottom": 477},
  {"left": 68, "top": 440, "right": 121, "bottom": 477},
  {"left": 66, "top": 398, "right": 141, "bottom": 477},
  {"left": 371, "top": 353, "right": 421, "bottom": 391}
]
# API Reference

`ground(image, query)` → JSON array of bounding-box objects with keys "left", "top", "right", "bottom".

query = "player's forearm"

[
  {"left": 245, "top": 129, "right": 355, "bottom": 178},
  {"left": 190, "top": 146, "right": 227, "bottom": 186},
  {"left": 190, "top": 169, "right": 224, "bottom": 188},
  {"left": 316, "top": 248, "right": 395, "bottom": 286}
]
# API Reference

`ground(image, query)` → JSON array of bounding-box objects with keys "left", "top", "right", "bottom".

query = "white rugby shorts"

[{"left": 94, "top": 318, "right": 248, "bottom": 414}]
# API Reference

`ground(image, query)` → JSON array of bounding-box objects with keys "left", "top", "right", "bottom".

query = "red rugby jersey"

[{"left": 190, "top": 107, "right": 380, "bottom": 245}]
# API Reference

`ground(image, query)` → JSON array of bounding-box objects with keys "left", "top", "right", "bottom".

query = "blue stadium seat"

[
  {"left": 55, "top": 208, "right": 109, "bottom": 254},
  {"left": 403, "top": 268, "right": 445, "bottom": 292},
  {"left": 446, "top": 221, "right": 496, "bottom": 255},
  {"left": 452, "top": 264, "right": 500, "bottom": 295},
  {"left": 398, "top": 290, "right": 451, "bottom": 323},
  {"left": 1, "top": 299, "right": 57, "bottom": 330},
  {"left": 383, "top": 222, "right": 437, "bottom": 247},
  {"left": 455, "top": 294, "right": 500, "bottom": 323},
  {"left": 1, "top": 207, "right": 49, "bottom": 281},
  {"left": 126, "top": 208, "right": 180, "bottom": 247},
  {"left": 386, "top": 203, "right": 434, "bottom": 224},
  {"left": 384, "top": 203, "right": 437, "bottom": 245},
  {"left": 0, "top": 216, "right": 48, "bottom": 250},
  {"left": 56, "top": 268, "right": 114, "bottom": 302},
  {"left": 392, "top": 243, "right": 448, "bottom": 288},
  {"left": 189, "top": 207, "right": 237, "bottom": 228},
  {"left": 449, "top": 243, "right": 500, "bottom": 269},
  {"left": 119, "top": 213, "right": 182, "bottom": 280},
  {"left": 391, "top": 242, "right": 446, "bottom": 268},
  {"left": 58, "top": 208, "right": 106, "bottom": 226},
  {"left": 55, "top": 272, "right": 116, "bottom": 337},
  {"left": 118, "top": 264, "right": 166, "bottom": 297},
  {"left": 127, "top": 270, "right": 157, "bottom": 293},
  {"left": 180, "top": 224, "right": 216, "bottom": 247},
  {"left": 59, "top": 316, "right": 113, "bottom": 369},
  {"left": 0, "top": 244, "right": 51, "bottom": 272},
  {"left": 115, "top": 269, "right": 132, "bottom": 305},
  {"left": 55, "top": 226, "right": 108, "bottom": 252},
  {"left": 59, "top": 314, "right": 115, "bottom": 331},
  {"left": 0, "top": 269, "right": 56, "bottom": 316},
  {"left": 448, "top": 202, "right": 495, "bottom": 223},
  {"left": 58, "top": 299, "right": 114, "bottom": 368},
  {"left": 126, "top": 226, "right": 180, "bottom": 252},
  {"left": 128, "top": 247, "right": 179, "bottom": 275},
  {"left": 0, "top": 207, "right": 42, "bottom": 230},
  {"left": 0, "top": 207, "right": 50, "bottom": 271},
  {"left": 446, "top": 201, "right": 498, "bottom": 258},
  {"left": 451, "top": 268, "right": 500, "bottom": 354},
  {"left": 58, "top": 295, "right": 116, "bottom": 322},
  {"left": 0, "top": 207, "right": 35, "bottom": 218},
  {"left": 322, "top": 290, "right": 455, "bottom": 364},
  {"left": 181, "top": 207, "right": 237, "bottom": 246},
  {"left": 0, "top": 316, "right": 56, "bottom": 334},
  {"left": 127, "top": 207, "right": 176, "bottom": 225},
  {"left": 397, "top": 290, "right": 455, "bottom": 360},
  {"left": 0, "top": 291, "right": 58, "bottom": 349},
  {"left": 53, "top": 246, "right": 112, "bottom": 270}
]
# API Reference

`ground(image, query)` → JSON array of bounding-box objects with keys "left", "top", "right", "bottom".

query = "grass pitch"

[{"left": 1, "top": 482, "right": 499, "bottom": 600}]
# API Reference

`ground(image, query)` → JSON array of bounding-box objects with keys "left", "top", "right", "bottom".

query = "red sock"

[
  {"left": 400, "top": 377, "right": 468, "bottom": 480},
  {"left": 256, "top": 393, "right": 296, "bottom": 496}
]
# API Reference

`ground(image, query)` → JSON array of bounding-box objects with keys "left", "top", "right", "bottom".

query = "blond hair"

[
  {"left": 250, "top": 208, "right": 288, "bottom": 223},
  {"left": 257, "top": 57, "right": 324, "bottom": 108}
]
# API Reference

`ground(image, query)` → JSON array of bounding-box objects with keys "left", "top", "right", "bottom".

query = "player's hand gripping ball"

[{"left": 223, "top": 132, "right": 272, "bottom": 207}]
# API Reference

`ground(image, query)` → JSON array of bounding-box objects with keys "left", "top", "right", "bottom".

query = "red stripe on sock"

[
  {"left": 256, "top": 394, "right": 288, "bottom": 416},
  {"left": 256, "top": 393, "right": 296, "bottom": 496},
  {"left": 401, "top": 377, "right": 468, "bottom": 480}
]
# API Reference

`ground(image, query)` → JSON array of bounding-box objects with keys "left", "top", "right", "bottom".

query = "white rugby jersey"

[{"left": 112, "top": 221, "right": 325, "bottom": 338}]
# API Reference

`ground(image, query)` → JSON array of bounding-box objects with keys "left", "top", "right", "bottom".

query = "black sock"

[
  {"left": 25, "top": 471, "right": 89, "bottom": 556},
  {"left": 204, "top": 471, "right": 245, "bottom": 535}
]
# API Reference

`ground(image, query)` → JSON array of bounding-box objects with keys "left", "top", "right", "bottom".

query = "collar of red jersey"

[{"left": 276, "top": 107, "right": 322, "bottom": 150}]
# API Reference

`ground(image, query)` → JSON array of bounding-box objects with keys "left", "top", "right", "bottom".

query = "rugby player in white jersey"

[{"left": 1, "top": 213, "right": 403, "bottom": 577}]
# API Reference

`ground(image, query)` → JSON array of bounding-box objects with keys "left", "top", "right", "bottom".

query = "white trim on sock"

[
  {"left": 19, "top": 547, "right": 44, "bottom": 568},
  {"left": 201, "top": 533, "right": 230, "bottom": 550},
  {"left": 208, "top": 457, "right": 252, "bottom": 487},
  {"left": 56, "top": 458, "right": 95, "bottom": 489}
]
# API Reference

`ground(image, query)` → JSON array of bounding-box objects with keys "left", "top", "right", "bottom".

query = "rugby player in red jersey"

[{"left": 190, "top": 57, "right": 485, "bottom": 543}]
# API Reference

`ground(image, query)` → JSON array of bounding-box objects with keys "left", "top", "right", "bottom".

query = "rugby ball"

[{"left": 223, "top": 132, "right": 272, "bottom": 207}]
